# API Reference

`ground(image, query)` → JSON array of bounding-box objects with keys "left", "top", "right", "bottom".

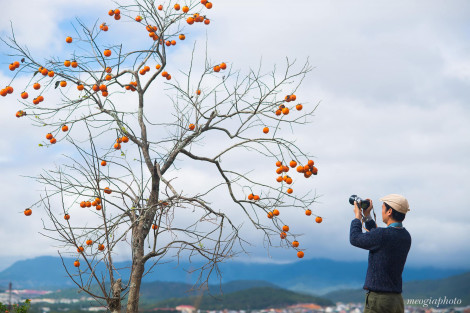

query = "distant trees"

[{"left": 0, "top": 299, "right": 31, "bottom": 313}]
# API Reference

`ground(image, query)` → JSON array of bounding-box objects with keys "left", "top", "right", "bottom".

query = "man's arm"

[
  {"left": 362, "top": 199, "right": 376, "bottom": 231},
  {"left": 350, "top": 218, "right": 383, "bottom": 251},
  {"left": 364, "top": 215, "right": 377, "bottom": 231}
]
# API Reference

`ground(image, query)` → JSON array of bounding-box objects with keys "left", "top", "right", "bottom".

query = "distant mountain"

[
  {"left": 323, "top": 288, "right": 365, "bottom": 304},
  {"left": 0, "top": 256, "right": 87, "bottom": 289},
  {"left": 41, "top": 280, "right": 280, "bottom": 302},
  {"left": 323, "top": 271, "right": 470, "bottom": 306},
  {"left": 140, "top": 279, "right": 279, "bottom": 301},
  {"left": 0, "top": 256, "right": 467, "bottom": 295},
  {"left": 148, "top": 286, "right": 334, "bottom": 310},
  {"left": 34, "top": 282, "right": 333, "bottom": 310}
]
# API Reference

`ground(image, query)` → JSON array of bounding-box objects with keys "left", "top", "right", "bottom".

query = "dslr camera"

[{"left": 349, "top": 195, "right": 371, "bottom": 210}]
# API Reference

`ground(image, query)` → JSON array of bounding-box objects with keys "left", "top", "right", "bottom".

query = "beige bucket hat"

[{"left": 380, "top": 194, "right": 410, "bottom": 214}]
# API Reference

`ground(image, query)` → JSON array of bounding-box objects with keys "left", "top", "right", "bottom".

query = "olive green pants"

[{"left": 364, "top": 291, "right": 404, "bottom": 313}]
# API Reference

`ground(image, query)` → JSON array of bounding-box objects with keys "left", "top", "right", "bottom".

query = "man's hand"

[
  {"left": 354, "top": 201, "right": 362, "bottom": 220},
  {"left": 354, "top": 199, "right": 373, "bottom": 220},
  {"left": 363, "top": 198, "right": 373, "bottom": 217}
]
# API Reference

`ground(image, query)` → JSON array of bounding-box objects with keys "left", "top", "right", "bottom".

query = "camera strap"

[{"left": 362, "top": 206, "right": 377, "bottom": 232}]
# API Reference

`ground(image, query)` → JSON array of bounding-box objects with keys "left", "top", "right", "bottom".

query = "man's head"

[{"left": 379, "top": 194, "right": 410, "bottom": 224}]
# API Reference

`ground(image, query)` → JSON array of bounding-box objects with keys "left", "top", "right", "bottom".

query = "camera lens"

[
  {"left": 349, "top": 195, "right": 357, "bottom": 205},
  {"left": 349, "top": 195, "right": 370, "bottom": 209}
]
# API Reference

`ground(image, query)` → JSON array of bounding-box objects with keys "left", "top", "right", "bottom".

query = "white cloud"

[{"left": 1, "top": 0, "right": 470, "bottom": 272}]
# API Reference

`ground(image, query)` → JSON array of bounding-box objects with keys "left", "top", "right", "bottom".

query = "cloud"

[{"left": 1, "top": 0, "right": 470, "bottom": 272}]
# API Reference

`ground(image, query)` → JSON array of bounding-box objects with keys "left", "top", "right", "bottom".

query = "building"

[
  {"left": 285, "top": 303, "right": 323, "bottom": 313},
  {"left": 176, "top": 305, "right": 196, "bottom": 313}
]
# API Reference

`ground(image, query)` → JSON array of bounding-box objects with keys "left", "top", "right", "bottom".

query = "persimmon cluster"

[
  {"left": 79, "top": 197, "right": 103, "bottom": 211},
  {"left": 252, "top": 151, "right": 320, "bottom": 258},
  {"left": 114, "top": 136, "right": 129, "bottom": 150}
]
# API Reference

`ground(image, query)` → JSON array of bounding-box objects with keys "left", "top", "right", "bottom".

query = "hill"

[
  {"left": 34, "top": 281, "right": 333, "bottom": 310},
  {"left": 140, "top": 279, "right": 279, "bottom": 301},
  {"left": 148, "top": 286, "right": 334, "bottom": 310},
  {"left": 0, "top": 256, "right": 468, "bottom": 295},
  {"left": 41, "top": 280, "right": 279, "bottom": 302},
  {"left": 324, "top": 271, "right": 470, "bottom": 306}
]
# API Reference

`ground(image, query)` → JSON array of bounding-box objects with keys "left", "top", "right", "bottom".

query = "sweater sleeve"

[
  {"left": 365, "top": 219, "right": 377, "bottom": 231},
  {"left": 350, "top": 218, "right": 383, "bottom": 251}
]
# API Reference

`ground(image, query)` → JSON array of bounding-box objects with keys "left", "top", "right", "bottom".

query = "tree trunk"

[
  {"left": 126, "top": 232, "right": 145, "bottom": 313},
  {"left": 127, "top": 167, "right": 159, "bottom": 313},
  {"left": 108, "top": 278, "right": 122, "bottom": 313}
]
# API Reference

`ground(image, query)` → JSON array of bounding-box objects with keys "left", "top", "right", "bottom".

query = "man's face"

[{"left": 382, "top": 203, "right": 392, "bottom": 223}]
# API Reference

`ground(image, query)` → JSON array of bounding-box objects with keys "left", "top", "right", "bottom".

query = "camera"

[{"left": 349, "top": 195, "right": 371, "bottom": 210}]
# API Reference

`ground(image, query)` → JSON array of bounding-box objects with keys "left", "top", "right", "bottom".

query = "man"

[{"left": 350, "top": 194, "right": 412, "bottom": 313}]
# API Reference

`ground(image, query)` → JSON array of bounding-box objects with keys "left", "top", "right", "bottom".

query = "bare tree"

[{"left": 2, "top": 1, "right": 320, "bottom": 312}]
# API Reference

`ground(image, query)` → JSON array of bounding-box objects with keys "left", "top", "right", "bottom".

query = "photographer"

[{"left": 349, "top": 194, "right": 412, "bottom": 313}]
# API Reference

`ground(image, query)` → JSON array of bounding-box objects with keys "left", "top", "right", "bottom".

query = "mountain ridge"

[
  {"left": 149, "top": 286, "right": 335, "bottom": 310},
  {"left": 0, "top": 255, "right": 468, "bottom": 295}
]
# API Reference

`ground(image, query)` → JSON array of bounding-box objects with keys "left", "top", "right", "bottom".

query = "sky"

[{"left": 1, "top": 0, "right": 470, "bottom": 273}]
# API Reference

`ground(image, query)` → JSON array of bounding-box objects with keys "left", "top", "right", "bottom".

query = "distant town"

[{"left": 1, "top": 289, "right": 470, "bottom": 313}]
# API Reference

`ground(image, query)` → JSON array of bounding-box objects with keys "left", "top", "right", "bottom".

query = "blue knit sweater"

[{"left": 350, "top": 218, "right": 411, "bottom": 293}]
